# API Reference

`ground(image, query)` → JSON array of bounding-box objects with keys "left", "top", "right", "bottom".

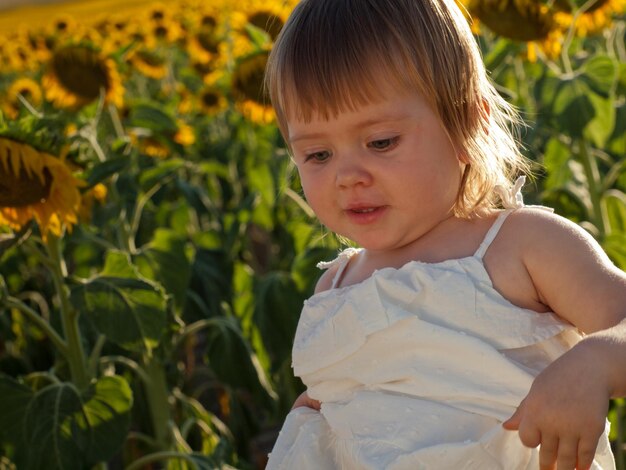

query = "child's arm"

[
  {"left": 501, "top": 209, "right": 626, "bottom": 470},
  {"left": 292, "top": 391, "right": 321, "bottom": 410}
]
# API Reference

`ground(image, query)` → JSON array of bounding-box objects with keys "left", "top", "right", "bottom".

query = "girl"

[{"left": 264, "top": 0, "right": 626, "bottom": 468}]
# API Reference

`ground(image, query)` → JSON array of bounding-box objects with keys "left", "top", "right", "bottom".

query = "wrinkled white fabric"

[{"left": 267, "top": 179, "right": 615, "bottom": 469}]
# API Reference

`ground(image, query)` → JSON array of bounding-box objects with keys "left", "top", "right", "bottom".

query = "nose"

[{"left": 335, "top": 155, "right": 373, "bottom": 189}]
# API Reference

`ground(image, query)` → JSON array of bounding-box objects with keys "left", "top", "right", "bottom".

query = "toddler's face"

[{"left": 287, "top": 89, "right": 465, "bottom": 253}]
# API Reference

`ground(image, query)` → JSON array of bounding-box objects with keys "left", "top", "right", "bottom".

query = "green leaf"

[
  {"left": 483, "top": 38, "right": 514, "bottom": 72},
  {"left": 603, "top": 190, "right": 626, "bottom": 234},
  {"left": 253, "top": 272, "right": 305, "bottom": 371},
  {"left": 0, "top": 374, "right": 33, "bottom": 446},
  {"left": 75, "top": 375, "right": 133, "bottom": 462},
  {"left": 542, "top": 138, "right": 579, "bottom": 190},
  {"left": 72, "top": 250, "right": 167, "bottom": 352},
  {"left": 554, "top": 80, "right": 594, "bottom": 138},
  {"left": 21, "top": 376, "right": 132, "bottom": 469},
  {"left": 608, "top": 101, "right": 626, "bottom": 155},
  {"left": 602, "top": 234, "right": 626, "bottom": 271},
  {"left": 129, "top": 102, "right": 178, "bottom": 133},
  {"left": 549, "top": 77, "right": 615, "bottom": 146},
  {"left": 244, "top": 24, "right": 271, "bottom": 49},
  {"left": 139, "top": 158, "right": 186, "bottom": 190},
  {"left": 582, "top": 55, "right": 617, "bottom": 96},
  {"left": 136, "top": 229, "right": 194, "bottom": 310},
  {"left": 585, "top": 91, "right": 615, "bottom": 148},
  {"left": 205, "top": 317, "right": 276, "bottom": 405},
  {"left": 85, "top": 156, "right": 129, "bottom": 188},
  {"left": 291, "top": 246, "right": 337, "bottom": 294}
]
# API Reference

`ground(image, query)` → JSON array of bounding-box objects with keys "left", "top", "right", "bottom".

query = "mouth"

[
  {"left": 349, "top": 207, "right": 377, "bottom": 214},
  {"left": 344, "top": 205, "right": 387, "bottom": 224}
]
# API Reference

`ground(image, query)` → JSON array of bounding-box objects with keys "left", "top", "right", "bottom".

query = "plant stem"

[
  {"left": 46, "top": 235, "right": 90, "bottom": 390},
  {"left": 143, "top": 355, "right": 173, "bottom": 450},
  {"left": 3, "top": 296, "right": 68, "bottom": 357},
  {"left": 579, "top": 141, "right": 608, "bottom": 237}
]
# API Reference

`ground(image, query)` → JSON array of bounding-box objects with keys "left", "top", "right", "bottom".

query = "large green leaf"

[
  {"left": 139, "top": 158, "right": 186, "bottom": 190},
  {"left": 551, "top": 77, "right": 615, "bottom": 146},
  {"left": 21, "top": 376, "right": 132, "bottom": 470},
  {"left": 253, "top": 272, "right": 305, "bottom": 371},
  {"left": 72, "top": 375, "right": 134, "bottom": 462},
  {"left": 0, "top": 374, "right": 33, "bottom": 446},
  {"left": 71, "top": 250, "right": 167, "bottom": 352},
  {"left": 128, "top": 102, "right": 178, "bottom": 133},
  {"left": 136, "top": 229, "right": 194, "bottom": 311},
  {"left": 205, "top": 317, "right": 276, "bottom": 406},
  {"left": 582, "top": 55, "right": 617, "bottom": 96},
  {"left": 603, "top": 190, "right": 626, "bottom": 234}
]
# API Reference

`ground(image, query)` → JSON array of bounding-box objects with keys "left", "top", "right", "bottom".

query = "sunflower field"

[{"left": 0, "top": 0, "right": 624, "bottom": 468}]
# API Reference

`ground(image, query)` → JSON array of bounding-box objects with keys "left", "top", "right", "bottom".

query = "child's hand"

[
  {"left": 292, "top": 391, "right": 321, "bottom": 411},
  {"left": 502, "top": 344, "right": 610, "bottom": 470}
]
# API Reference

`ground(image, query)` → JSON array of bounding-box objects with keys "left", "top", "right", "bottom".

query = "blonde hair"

[{"left": 265, "top": 0, "right": 531, "bottom": 217}]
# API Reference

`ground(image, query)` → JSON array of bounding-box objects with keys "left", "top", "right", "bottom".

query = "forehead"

[
  {"left": 286, "top": 89, "right": 433, "bottom": 141},
  {"left": 281, "top": 68, "right": 434, "bottom": 128}
]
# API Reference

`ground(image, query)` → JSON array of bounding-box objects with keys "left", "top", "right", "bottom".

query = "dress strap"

[
  {"left": 316, "top": 247, "right": 361, "bottom": 289},
  {"left": 473, "top": 210, "right": 514, "bottom": 259},
  {"left": 474, "top": 176, "right": 527, "bottom": 259}
]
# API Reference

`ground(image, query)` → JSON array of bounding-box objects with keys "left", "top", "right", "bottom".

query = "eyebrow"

[{"left": 288, "top": 113, "right": 412, "bottom": 144}]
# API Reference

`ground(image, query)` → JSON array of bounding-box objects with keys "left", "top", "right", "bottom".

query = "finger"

[
  {"left": 503, "top": 403, "right": 525, "bottom": 430},
  {"left": 539, "top": 436, "right": 558, "bottom": 470},
  {"left": 555, "top": 437, "right": 578, "bottom": 470},
  {"left": 518, "top": 422, "right": 542, "bottom": 449},
  {"left": 576, "top": 438, "right": 598, "bottom": 470}
]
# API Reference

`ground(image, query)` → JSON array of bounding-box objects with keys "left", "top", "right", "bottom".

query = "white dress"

[{"left": 266, "top": 184, "right": 615, "bottom": 470}]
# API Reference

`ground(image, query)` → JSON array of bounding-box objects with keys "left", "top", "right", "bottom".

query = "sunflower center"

[
  {"left": 232, "top": 52, "right": 269, "bottom": 104},
  {"left": 201, "top": 91, "right": 219, "bottom": 107},
  {"left": 248, "top": 12, "right": 284, "bottom": 40},
  {"left": 0, "top": 164, "right": 52, "bottom": 207},
  {"left": 51, "top": 45, "right": 111, "bottom": 101},
  {"left": 471, "top": 0, "right": 555, "bottom": 41},
  {"left": 154, "top": 25, "right": 169, "bottom": 38},
  {"left": 196, "top": 29, "right": 219, "bottom": 53},
  {"left": 201, "top": 15, "right": 217, "bottom": 29}
]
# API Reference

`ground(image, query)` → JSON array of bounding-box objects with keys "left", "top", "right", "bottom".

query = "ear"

[{"left": 457, "top": 151, "right": 470, "bottom": 165}]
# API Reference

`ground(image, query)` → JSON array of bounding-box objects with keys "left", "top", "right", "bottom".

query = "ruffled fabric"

[{"left": 266, "top": 179, "right": 615, "bottom": 469}]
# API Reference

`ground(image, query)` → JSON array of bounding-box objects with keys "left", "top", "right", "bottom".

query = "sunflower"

[
  {"left": 173, "top": 121, "right": 195, "bottom": 146},
  {"left": 464, "top": 0, "right": 567, "bottom": 59},
  {"left": 3, "top": 41, "right": 36, "bottom": 72},
  {"left": 0, "top": 137, "right": 83, "bottom": 239},
  {"left": 231, "top": 51, "right": 274, "bottom": 123},
  {"left": 128, "top": 48, "right": 168, "bottom": 80},
  {"left": 1, "top": 78, "right": 43, "bottom": 119},
  {"left": 199, "top": 85, "right": 228, "bottom": 115},
  {"left": 187, "top": 20, "right": 222, "bottom": 64},
  {"left": 232, "top": 0, "right": 294, "bottom": 41},
  {"left": 42, "top": 43, "right": 124, "bottom": 109},
  {"left": 565, "top": 0, "right": 626, "bottom": 36}
]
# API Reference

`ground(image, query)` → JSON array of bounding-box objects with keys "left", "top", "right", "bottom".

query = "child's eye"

[
  {"left": 304, "top": 150, "right": 332, "bottom": 163},
  {"left": 367, "top": 136, "right": 399, "bottom": 151}
]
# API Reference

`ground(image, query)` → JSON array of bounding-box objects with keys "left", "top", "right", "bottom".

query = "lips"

[{"left": 344, "top": 204, "right": 387, "bottom": 224}]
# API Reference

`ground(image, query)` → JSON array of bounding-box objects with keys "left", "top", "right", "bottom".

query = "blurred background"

[{"left": 0, "top": 0, "right": 624, "bottom": 469}]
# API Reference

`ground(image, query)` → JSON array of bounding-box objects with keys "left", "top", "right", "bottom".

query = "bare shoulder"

[
  {"left": 502, "top": 207, "right": 613, "bottom": 267},
  {"left": 501, "top": 207, "right": 626, "bottom": 332}
]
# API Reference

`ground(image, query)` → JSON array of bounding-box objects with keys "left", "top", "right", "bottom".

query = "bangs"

[{"left": 266, "top": 0, "right": 426, "bottom": 128}]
